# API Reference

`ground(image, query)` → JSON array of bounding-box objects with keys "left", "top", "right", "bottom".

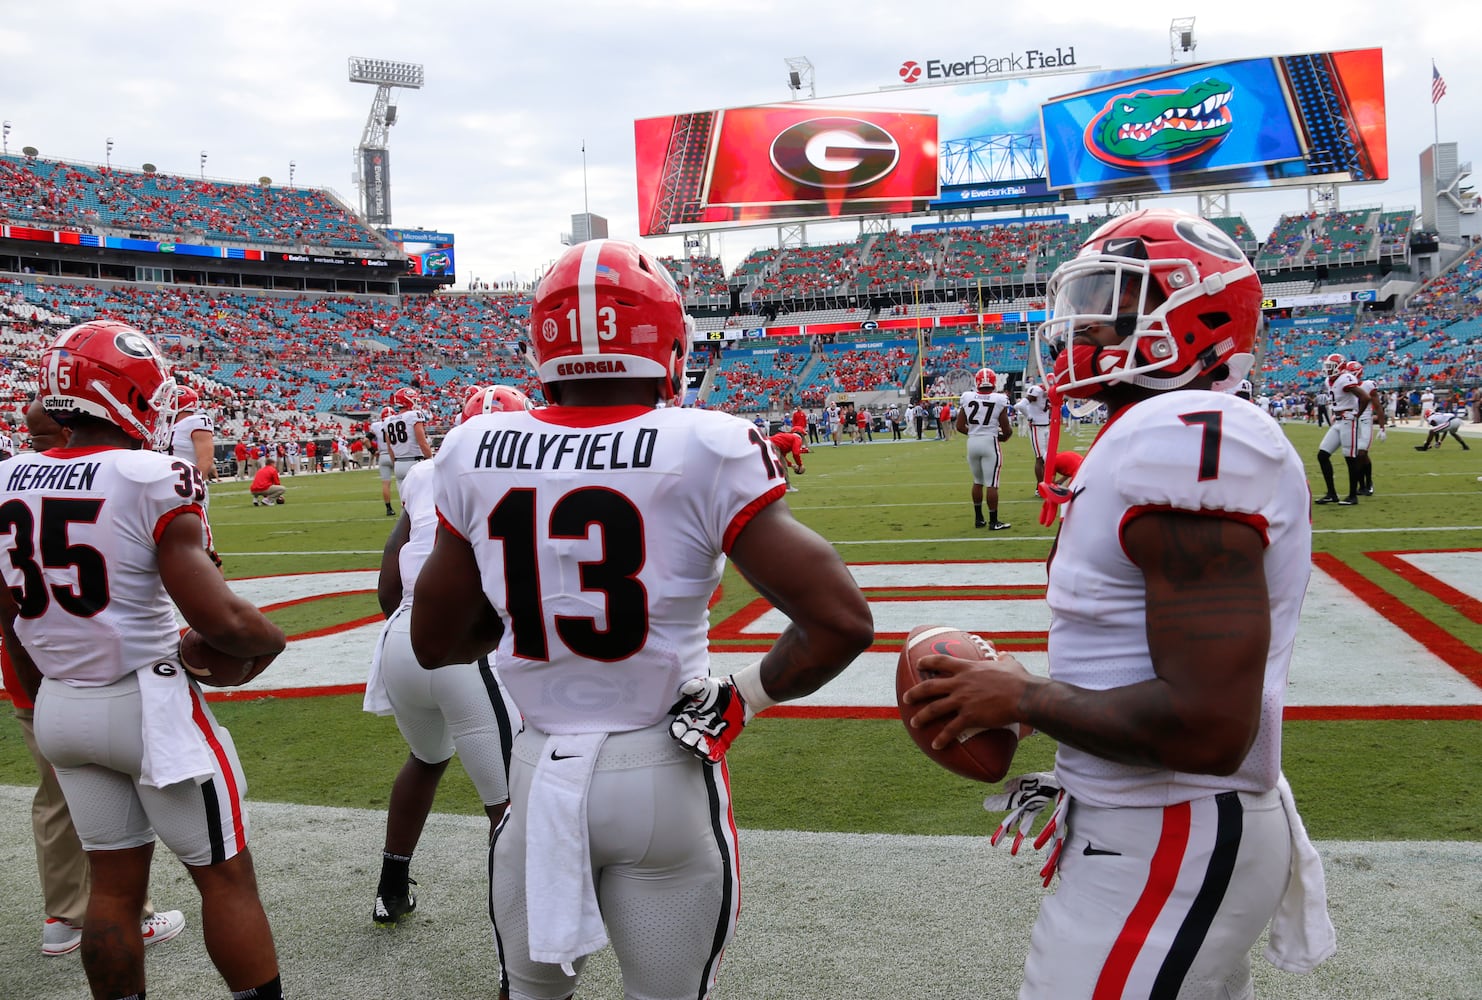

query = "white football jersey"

[
  {"left": 1015, "top": 385, "right": 1051, "bottom": 426},
  {"left": 434, "top": 406, "right": 788, "bottom": 734},
  {"left": 1426, "top": 410, "right": 1460, "bottom": 430},
  {"left": 1358, "top": 379, "right": 1380, "bottom": 427},
  {"left": 382, "top": 408, "right": 430, "bottom": 461},
  {"left": 169, "top": 412, "right": 213, "bottom": 465},
  {"left": 958, "top": 389, "right": 1011, "bottom": 439},
  {"left": 1046, "top": 391, "right": 1310, "bottom": 808},
  {"left": 395, "top": 460, "right": 437, "bottom": 612},
  {"left": 0, "top": 447, "right": 206, "bottom": 686},
  {"left": 1327, "top": 372, "right": 1361, "bottom": 417},
  {"left": 0, "top": 432, "right": 14, "bottom": 458}
]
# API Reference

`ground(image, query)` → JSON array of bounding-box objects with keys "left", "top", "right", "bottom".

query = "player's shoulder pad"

[
  {"left": 673, "top": 408, "right": 770, "bottom": 462},
  {"left": 1107, "top": 392, "right": 1295, "bottom": 515}
]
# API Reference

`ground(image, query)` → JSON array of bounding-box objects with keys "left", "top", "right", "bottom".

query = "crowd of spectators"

[{"left": 1, "top": 155, "right": 380, "bottom": 248}]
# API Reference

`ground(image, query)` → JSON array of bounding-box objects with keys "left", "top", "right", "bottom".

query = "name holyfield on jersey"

[
  {"left": 5, "top": 460, "right": 101, "bottom": 493},
  {"left": 471, "top": 426, "right": 658, "bottom": 472}
]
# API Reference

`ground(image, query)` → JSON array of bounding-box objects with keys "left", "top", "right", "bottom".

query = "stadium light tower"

[
  {"left": 349, "top": 56, "right": 424, "bottom": 227},
  {"left": 200, "top": 150, "right": 208, "bottom": 178},
  {"left": 1170, "top": 18, "right": 1197, "bottom": 64},
  {"left": 785, "top": 57, "right": 816, "bottom": 100},
  {"left": 2, "top": 121, "right": 9, "bottom": 156}
]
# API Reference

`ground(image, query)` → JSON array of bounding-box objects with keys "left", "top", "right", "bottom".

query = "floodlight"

[{"left": 348, "top": 57, "right": 424, "bottom": 89}]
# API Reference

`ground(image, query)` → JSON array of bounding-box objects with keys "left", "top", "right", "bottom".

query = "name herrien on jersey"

[
  {"left": 472, "top": 427, "right": 658, "bottom": 472},
  {"left": 6, "top": 459, "right": 102, "bottom": 493}
]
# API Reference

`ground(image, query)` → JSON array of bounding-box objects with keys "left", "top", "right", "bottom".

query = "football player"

[
  {"left": 3, "top": 397, "right": 189, "bottom": 959},
  {"left": 0, "top": 321, "right": 287, "bottom": 1000},
  {"left": 1014, "top": 382, "right": 1053, "bottom": 492},
  {"left": 956, "top": 367, "right": 1013, "bottom": 529},
  {"left": 382, "top": 386, "right": 434, "bottom": 492},
  {"left": 1346, "top": 361, "right": 1384, "bottom": 494},
  {"left": 768, "top": 428, "right": 808, "bottom": 475},
  {"left": 904, "top": 211, "right": 1332, "bottom": 999},
  {"left": 166, "top": 384, "right": 223, "bottom": 566},
  {"left": 411, "top": 239, "right": 873, "bottom": 1000},
  {"left": 372, "top": 404, "right": 396, "bottom": 516},
  {"left": 1314, "top": 353, "right": 1370, "bottom": 505},
  {"left": 1416, "top": 407, "right": 1471, "bottom": 450},
  {"left": 365, "top": 385, "right": 528, "bottom": 926}
]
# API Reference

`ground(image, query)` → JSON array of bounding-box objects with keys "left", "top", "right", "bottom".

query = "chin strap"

[{"left": 1036, "top": 383, "right": 1071, "bottom": 527}]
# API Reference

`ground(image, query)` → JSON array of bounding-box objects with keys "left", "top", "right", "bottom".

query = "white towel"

[
  {"left": 361, "top": 611, "right": 400, "bottom": 717},
  {"left": 135, "top": 662, "right": 215, "bottom": 789},
  {"left": 525, "top": 731, "right": 609, "bottom": 968},
  {"left": 1264, "top": 773, "right": 1338, "bottom": 973}
]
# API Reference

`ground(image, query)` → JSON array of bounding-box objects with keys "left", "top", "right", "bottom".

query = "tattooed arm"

[{"left": 907, "top": 510, "right": 1269, "bottom": 775}]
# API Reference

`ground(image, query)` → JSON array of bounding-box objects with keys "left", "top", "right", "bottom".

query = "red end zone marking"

[
  {"left": 1313, "top": 552, "right": 1482, "bottom": 687},
  {"left": 1366, "top": 549, "right": 1482, "bottom": 627},
  {"left": 709, "top": 593, "right": 1045, "bottom": 652},
  {"left": 203, "top": 682, "right": 367, "bottom": 703}
]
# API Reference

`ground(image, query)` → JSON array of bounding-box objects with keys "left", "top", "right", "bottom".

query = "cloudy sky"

[{"left": 1, "top": 1, "right": 1471, "bottom": 285}]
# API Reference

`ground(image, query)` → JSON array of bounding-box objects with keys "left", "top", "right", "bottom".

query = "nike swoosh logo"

[
  {"left": 1070, "top": 486, "right": 1087, "bottom": 502},
  {"left": 142, "top": 926, "right": 157, "bottom": 939},
  {"left": 1082, "top": 843, "right": 1122, "bottom": 857},
  {"left": 550, "top": 751, "right": 580, "bottom": 761}
]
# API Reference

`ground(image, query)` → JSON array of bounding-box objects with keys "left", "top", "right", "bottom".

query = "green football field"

[{"left": 3, "top": 419, "right": 1480, "bottom": 841}]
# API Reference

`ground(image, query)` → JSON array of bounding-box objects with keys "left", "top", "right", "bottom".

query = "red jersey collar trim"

[
  {"left": 44, "top": 445, "right": 127, "bottom": 458},
  {"left": 532, "top": 405, "right": 655, "bottom": 428}
]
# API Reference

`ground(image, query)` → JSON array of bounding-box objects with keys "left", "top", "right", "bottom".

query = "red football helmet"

[
  {"left": 527, "top": 239, "right": 693, "bottom": 401},
  {"left": 462, "top": 384, "right": 533, "bottom": 421},
  {"left": 974, "top": 368, "right": 998, "bottom": 391},
  {"left": 1321, "top": 354, "right": 1346, "bottom": 377},
  {"left": 1342, "top": 359, "right": 1364, "bottom": 379},
  {"left": 1035, "top": 210, "right": 1261, "bottom": 398},
  {"left": 39, "top": 320, "right": 177, "bottom": 449},
  {"left": 379, "top": 405, "right": 394, "bottom": 420},
  {"left": 391, "top": 387, "right": 422, "bottom": 410},
  {"left": 175, "top": 385, "right": 200, "bottom": 412}
]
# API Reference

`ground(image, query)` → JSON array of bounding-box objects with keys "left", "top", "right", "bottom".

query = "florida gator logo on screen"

[{"left": 1085, "top": 78, "right": 1233, "bottom": 169}]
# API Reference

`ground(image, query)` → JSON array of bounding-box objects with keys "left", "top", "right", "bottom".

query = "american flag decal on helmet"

[{"left": 594, "top": 263, "right": 621, "bottom": 284}]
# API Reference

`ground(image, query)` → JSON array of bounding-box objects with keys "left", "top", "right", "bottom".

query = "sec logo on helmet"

[{"left": 769, "top": 118, "right": 900, "bottom": 190}]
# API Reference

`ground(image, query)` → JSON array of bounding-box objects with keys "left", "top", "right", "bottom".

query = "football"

[
  {"left": 895, "top": 624, "right": 1022, "bottom": 783},
  {"left": 178, "top": 628, "right": 256, "bottom": 688}
]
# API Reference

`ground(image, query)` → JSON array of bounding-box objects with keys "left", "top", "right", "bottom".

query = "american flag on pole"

[{"left": 1432, "top": 63, "right": 1447, "bottom": 104}]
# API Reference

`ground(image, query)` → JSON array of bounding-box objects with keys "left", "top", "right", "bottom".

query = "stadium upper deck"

[{"left": 0, "top": 152, "right": 1475, "bottom": 427}]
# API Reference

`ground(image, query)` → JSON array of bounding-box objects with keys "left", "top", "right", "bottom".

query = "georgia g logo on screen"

[{"left": 769, "top": 118, "right": 901, "bottom": 190}]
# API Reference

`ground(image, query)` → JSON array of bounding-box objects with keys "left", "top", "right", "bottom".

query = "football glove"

[
  {"left": 983, "top": 772, "right": 1062, "bottom": 855},
  {"left": 1033, "top": 788, "right": 1070, "bottom": 888},
  {"left": 669, "top": 675, "right": 752, "bottom": 763}
]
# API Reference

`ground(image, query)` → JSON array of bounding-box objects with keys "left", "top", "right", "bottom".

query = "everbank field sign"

[{"left": 897, "top": 47, "right": 1078, "bottom": 84}]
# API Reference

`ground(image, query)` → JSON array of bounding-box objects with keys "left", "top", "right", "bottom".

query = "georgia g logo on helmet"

[{"left": 114, "top": 329, "right": 162, "bottom": 360}]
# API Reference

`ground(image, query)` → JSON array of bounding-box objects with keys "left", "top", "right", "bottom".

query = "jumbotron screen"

[
  {"left": 634, "top": 46, "right": 1385, "bottom": 234},
  {"left": 381, "top": 228, "right": 455, "bottom": 281}
]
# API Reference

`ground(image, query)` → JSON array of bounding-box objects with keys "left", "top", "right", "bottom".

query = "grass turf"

[{"left": 2, "top": 419, "right": 1479, "bottom": 840}]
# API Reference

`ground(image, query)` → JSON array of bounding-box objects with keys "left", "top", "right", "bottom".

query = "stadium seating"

[{"left": 0, "top": 155, "right": 382, "bottom": 249}]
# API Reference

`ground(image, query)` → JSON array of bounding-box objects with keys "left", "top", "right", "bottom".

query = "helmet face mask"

[
  {"left": 1322, "top": 354, "right": 1346, "bottom": 377},
  {"left": 39, "top": 321, "right": 177, "bottom": 450},
  {"left": 527, "top": 239, "right": 692, "bottom": 403},
  {"left": 1034, "top": 210, "right": 1260, "bottom": 399}
]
